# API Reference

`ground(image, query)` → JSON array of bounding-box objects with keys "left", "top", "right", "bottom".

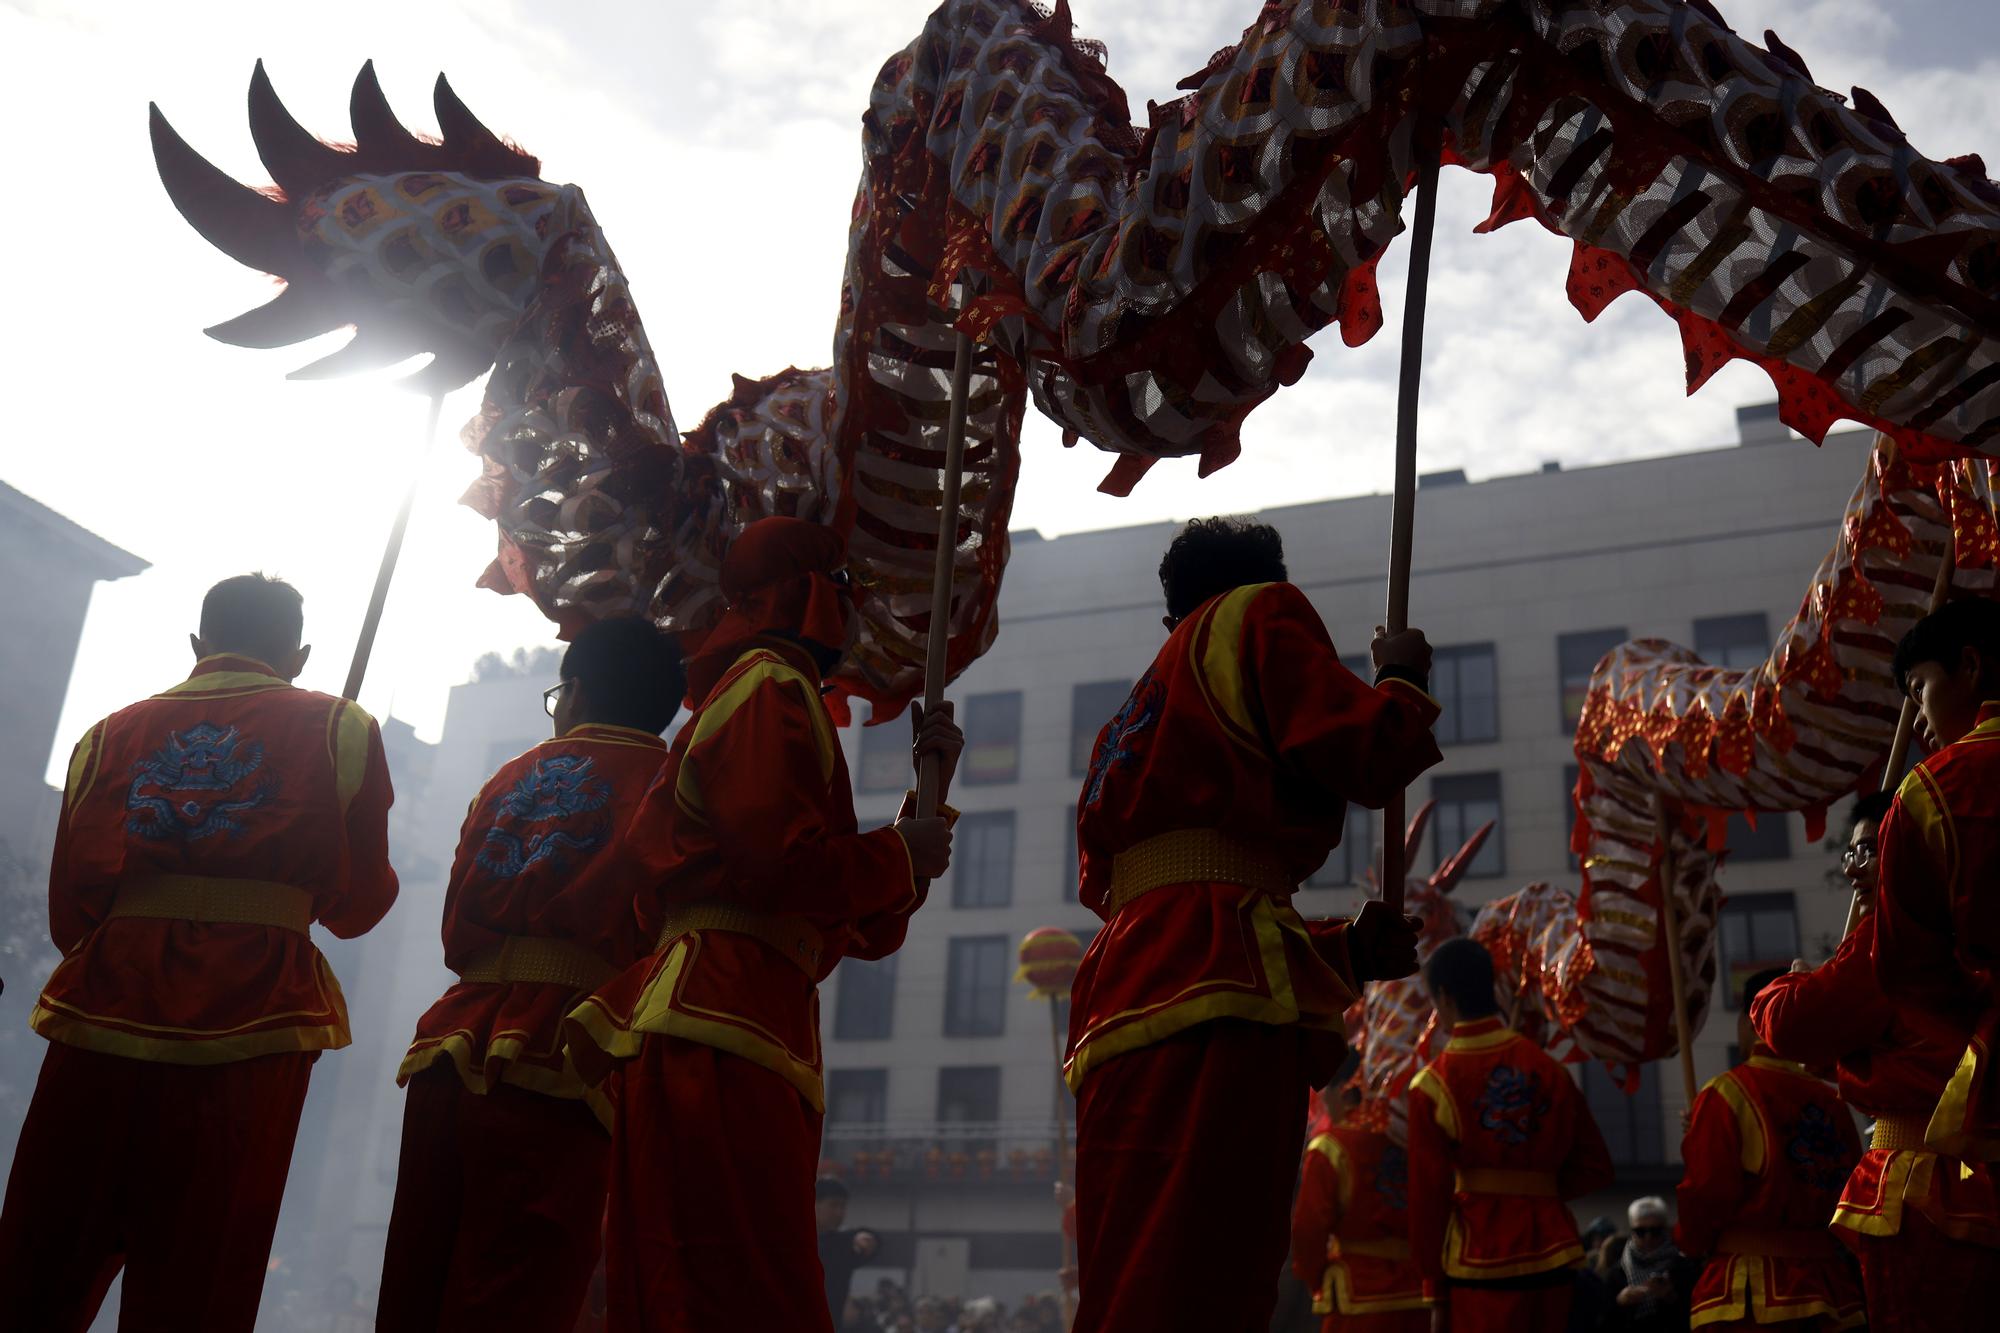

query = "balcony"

[{"left": 819, "top": 1119, "right": 1075, "bottom": 1188}]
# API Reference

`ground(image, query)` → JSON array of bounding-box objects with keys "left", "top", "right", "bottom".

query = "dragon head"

[
  {"left": 1362, "top": 798, "right": 1490, "bottom": 961},
  {"left": 150, "top": 61, "right": 553, "bottom": 394}
]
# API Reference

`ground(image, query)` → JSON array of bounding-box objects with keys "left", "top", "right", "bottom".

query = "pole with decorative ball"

[{"left": 1015, "top": 926, "right": 1085, "bottom": 1324}]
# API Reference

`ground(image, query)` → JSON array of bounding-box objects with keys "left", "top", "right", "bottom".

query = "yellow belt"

[
  {"left": 107, "top": 875, "right": 313, "bottom": 935},
  {"left": 1455, "top": 1168, "right": 1560, "bottom": 1197},
  {"left": 1871, "top": 1113, "right": 1931, "bottom": 1153},
  {"left": 657, "top": 902, "right": 824, "bottom": 978},
  {"left": 1714, "top": 1226, "right": 1840, "bottom": 1260},
  {"left": 1108, "top": 829, "right": 1291, "bottom": 914},
  {"left": 1333, "top": 1236, "right": 1411, "bottom": 1261},
  {"left": 457, "top": 936, "right": 616, "bottom": 992}
]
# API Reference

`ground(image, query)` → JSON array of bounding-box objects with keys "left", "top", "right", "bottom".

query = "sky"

[{"left": 6, "top": 0, "right": 2000, "bottom": 781}]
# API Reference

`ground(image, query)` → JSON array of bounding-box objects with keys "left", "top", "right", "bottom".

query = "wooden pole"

[
  {"left": 1655, "top": 798, "right": 1700, "bottom": 1109},
  {"left": 1050, "top": 998, "right": 1077, "bottom": 1327},
  {"left": 1843, "top": 538, "right": 1957, "bottom": 936},
  {"left": 916, "top": 330, "right": 975, "bottom": 819},
  {"left": 1379, "top": 136, "right": 1441, "bottom": 914},
  {"left": 342, "top": 392, "right": 445, "bottom": 701}
]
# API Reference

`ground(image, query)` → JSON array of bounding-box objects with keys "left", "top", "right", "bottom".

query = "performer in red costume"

[
  {"left": 566, "top": 517, "right": 961, "bottom": 1333},
  {"left": 1675, "top": 969, "right": 1863, "bottom": 1332},
  {"left": 1293, "top": 1086, "right": 1429, "bottom": 1332},
  {"left": 0, "top": 575, "right": 397, "bottom": 1332},
  {"left": 1752, "top": 789, "right": 2000, "bottom": 1333},
  {"left": 376, "top": 618, "right": 684, "bottom": 1333},
  {"left": 1065, "top": 518, "right": 1433, "bottom": 1333},
  {"left": 1871, "top": 599, "right": 2000, "bottom": 1161},
  {"left": 1407, "top": 938, "right": 1615, "bottom": 1333}
]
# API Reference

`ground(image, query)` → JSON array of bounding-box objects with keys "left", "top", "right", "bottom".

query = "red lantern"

[{"left": 1014, "top": 926, "right": 1085, "bottom": 999}]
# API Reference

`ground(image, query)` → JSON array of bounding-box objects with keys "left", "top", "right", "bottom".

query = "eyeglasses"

[
  {"left": 1841, "top": 841, "right": 1877, "bottom": 871},
  {"left": 542, "top": 681, "right": 568, "bottom": 717}
]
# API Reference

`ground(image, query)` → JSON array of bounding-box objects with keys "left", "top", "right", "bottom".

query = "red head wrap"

[{"left": 687, "top": 517, "right": 851, "bottom": 699}]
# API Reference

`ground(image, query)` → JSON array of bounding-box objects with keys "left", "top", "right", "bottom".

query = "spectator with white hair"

[{"left": 1606, "top": 1197, "right": 1694, "bottom": 1332}]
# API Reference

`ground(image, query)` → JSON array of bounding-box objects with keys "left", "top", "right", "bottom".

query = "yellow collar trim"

[
  {"left": 1745, "top": 1053, "right": 1811, "bottom": 1079},
  {"left": 160, "top": 657, "right": 291, "bottom": 698},
  {"left": 1446, "top": 1019, "right": 1516, "bottom": 1053}
]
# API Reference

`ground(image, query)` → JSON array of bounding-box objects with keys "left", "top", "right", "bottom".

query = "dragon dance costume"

[
  {"left": 1674, "top": 1051, "right": 1864, "bottom": 1331},
  {"left": 1291, "top": 1109, "right": 1429, "bottom": 1332},
  {"left": 1753, "top": 911, "right": 2000, "bottom": 1333},
  {"left": 1406, "top": 1017, "right": 1616, "bottom": 1333},
  {"left": 377, "top": 723, "right": 673, "bottom": 1333},
  {"left": 1064, "top": 580, "right": 1439, "bottom": 1333},
  {"left": 566, "top": 519, "right": 935, "bottom": 1333},
  {"left": 0, "top": 654, "right": 396, "bottom": 1331}
]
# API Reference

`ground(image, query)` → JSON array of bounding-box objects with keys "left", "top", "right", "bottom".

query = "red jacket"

[
  {"left": 399, "top": 724, "right": 670, "bottom": 1114},
  {"left": 1872, "top": 701, "right": 2000, "bottom": 1160},
  {"left": 1406, "top": 1018, "right": 1615, "bottom": 1290},
  {"left": 567, "top": 642, "right": 916, "bottom": 1109},
  {"left": 1674, "top": 1053, "right": 1864, "bottom": 1329},
  {"left": 31, "top": 655, "right": 396, "bottom": 1062},
  {"left": 1292, "top": 1120, "right": 1429, "bottom": 1317},
  {"left": 1064, "top": 582, "right": 1440, "bottom": 1090},
  {"left": 1752, "top": 914, "right": 2000, "bottom": 1249}
]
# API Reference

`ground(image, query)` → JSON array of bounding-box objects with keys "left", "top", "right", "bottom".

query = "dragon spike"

[
  {"left": 205, "top": 285, "right": 344, "bottom": 348},
  {"left": 248, "top": 60, "right": 354, "bottom": 197},
  {"left": 1433, "top": 819, "right": 1495, "bottom": 895},
  {"left": 1402, "top": 799, "right": 1437, "bottom": 871},
  {"left": 148, "top": 101, "right": 299, "bottom": 278},
  {"left": 349, "top": 60, "right": 423, "bottom": 155},
  {"left": 434, "top": 73, "right": 540, "bottom": 179},
  {"left": 285, "top": 325, "right": 432, "bottom": 380}
]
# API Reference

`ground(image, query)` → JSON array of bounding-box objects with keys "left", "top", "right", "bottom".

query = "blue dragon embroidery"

[
  {"left": 1373, "top": 1142, "right": 1410, "bottom": 1213},
  {"left": 1083, "top": 669, "right": 1163, "bottom": 809},
  {"left": 125, "top": 722, "right": 278, "bottom": 842},
  {"left": 1475, "top": 1065, "right": 1552, "bottom": 1146},
  {"left": 1784, "top": 1102, "right": 1850, "bottom": 1193},
  {"left": 474, "top": 753, "right": 613, "bottom": 877}
]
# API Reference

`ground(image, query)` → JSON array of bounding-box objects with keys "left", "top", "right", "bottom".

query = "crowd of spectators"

[
  {"left": 1567, "top": 1197, "right": 1700, "bottom": 1333},
  {"left": 839, "top": 1280, "right": 1068, "bottom": 1333}
]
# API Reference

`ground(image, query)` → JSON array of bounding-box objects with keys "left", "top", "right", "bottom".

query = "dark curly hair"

[{"left": 1157, "top": 517, "right": 1288, "bottom": 622}]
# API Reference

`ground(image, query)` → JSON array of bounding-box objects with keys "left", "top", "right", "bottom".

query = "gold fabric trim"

[
  {"left": 1872, "top": 1113, "right": 1931, "bottom": 1152},
  {"left": 1455, "top": 1167, "right": 1558, "bottom": 1197},
  {"left": 1108, "top": 828, "right": 1290, "bottom": 913},
  {"left": 656, "top": 901, "right": 824, "bottom": 977},
  {"left": 107, "top": 874, "right": 313, "bottom": 934},
  {"left": 457, "top": 936, "right": 616, "bottom": 992}
]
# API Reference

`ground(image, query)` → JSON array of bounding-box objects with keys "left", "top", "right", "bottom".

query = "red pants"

[
  {"left": 603, "top": 1035, "right": 827, "bottom": 1332},
  {"left": 376, "top": 1068, "right": 610, "bottom": 1333},
  {"left": 1074, "top": 1019, "right": 1309, "bottom": 1333},
  {"left": 1442, "top": 1284, "right": 1570, "bottom": 1332},
  {"left": 1323, "top": 1310, "right": 1428, "bottom": 1331},
  {"left": 0, "top": 1041, "right": 312, "bottom": 1333},
  {"left": 1851, "top": 1213, "right": 1994, "bottom": 1332}
]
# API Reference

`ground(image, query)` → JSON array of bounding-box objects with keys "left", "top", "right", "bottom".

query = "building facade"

[{"left": 818, "top": 409, "right": 1875, "bottom": 1302}]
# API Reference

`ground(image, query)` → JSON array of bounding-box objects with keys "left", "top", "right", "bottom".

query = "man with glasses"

[
  {"left": 1752, "top": 790, "right": 2000, "bottom": 1332},
  {"left": 376, "top": 617, "right": 684, "bottom": 1333},
  {"left": 1673, "top": 969, "right": 1862, "bottom": 1331}
]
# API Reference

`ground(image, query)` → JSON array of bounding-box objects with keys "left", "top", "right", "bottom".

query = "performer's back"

[
  {"left": 1407, "top": 1017, "right": 1615, "bottom": 1332},
  {"left": 1292, "top": 1115, "right": 1429, "bottom": 1332},
  {"left": 0, "top": 576, "right": 397, "bottom": 1333},
  {"left": 1675, "top": 1051, "right": 1864, "bottom": 1329}
]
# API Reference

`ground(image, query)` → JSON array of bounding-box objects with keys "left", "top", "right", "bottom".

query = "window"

[
  {"left": 938, "top": 1066, "right": 1003, "bottom": 1147},
  {"left": 1062, "top": 805, "right": 1079, "bottom": 903},
  {"left": 827, "top": 1068, "right": 888, "bottom": 1127},
  {"left": 952, "top": 812, "right": 1016, "bottom": 908},
  {"left": 1308, "top": 804, "right": 1377, "bottom": 887},
  {"left": 1431, "top": 773, "right": 1503, "bottom": 878},
  {"left": 1725, "top": 811, "right": 1792, "bottom": 862},
  {"left": 857, "top": 702, "right": 911, "bottom": 793},
  {"left": 944, "top": 936, "right": 1010, "bottom": 1036},
  {"left": 1071, "top": 680, "right": 1131, "bottom": 776},
  {"left": 1695, "top": 613, "right": 1771, "bottom": 670},
  {"left": 1719, "top": 892, "right": 1800, "bottom": 1009},
  {"left": 963, "top": 692, "right": 1023, "bottom": 785},
  {"left": 1583, "top": 1060, "right": 1665, "bottom": 1166},
  {"left": 1432, "top": 644, "right": 1499, "bottom": 745},
  {"left": 833, "top": 955, "right": 897, "bottom": 1040},
  {"left": 1558, "top": 628, "right": 1628, "bottom": 732}
]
